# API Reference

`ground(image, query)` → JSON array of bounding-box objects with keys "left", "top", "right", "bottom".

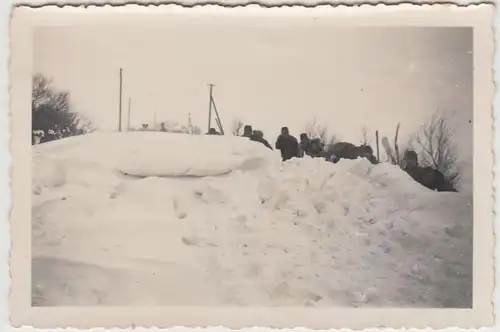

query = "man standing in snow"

[
  {"left": 421, "top": 166, "right": 457, "bottom": 192},
  {"left": 275, "top": 127, "right": 299, "bottom": 161},
  {"left": 299, "top": 133, "right": 311, "bottom": 157},
  {"left": 402, "top": 150, "right": 456, "bottom": 192},
  {"left": 402, "top": 150, "right": 423, "bottom": 183}
]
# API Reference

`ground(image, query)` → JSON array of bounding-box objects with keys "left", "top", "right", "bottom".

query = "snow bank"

[
  {"left": 31, "top": 132, "right": 473, "bottom": 308},
  {"left": 32, "top": 132, "right": 279, "bottom": 195}
]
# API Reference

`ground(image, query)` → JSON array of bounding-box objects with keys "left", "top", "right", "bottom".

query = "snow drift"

[{"left": 31, "top": 132, "right": 473, "bottom": 308}]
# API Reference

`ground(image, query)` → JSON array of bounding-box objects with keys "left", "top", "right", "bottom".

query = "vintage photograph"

[
  {"left": 7, "top": 3, "right": 495, "bottom": 329},
  {"left": 31, "top": 21, "right": 475, "bottom": 307}
]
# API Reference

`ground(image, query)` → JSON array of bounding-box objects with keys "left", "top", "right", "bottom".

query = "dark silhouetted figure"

[
  {"left": 358, "top": 144, "right": 378, "bottom": 164},
  {"left": 160, "top": 122, "right": 167, "bottom": 132},
  {"left": 207, "top": 128, "right": 221, "bottom": 135},
  {"left": 309, "top": 138, "right": 326, "bottom": 158},
  {"left": 251, "top": 130, "right": 273, "bottom": 150},
  {"left": 402, "top": 150, "right": 421, "bottom": 182},
  {"left": 421, "top": 167, "right": 457, "bottom": 192},
  {"left": 402, "top": 150, "right": 457, "bottom": 192},
  {"left": 299, "top": 133, "right": 311, "bottom": 157},
  {"left": 403, "top": 151, "right": 428, "bottom": 187},
  {"left": 327, "top": 141, "right": 359, "bottom": 163},
  {"left": 275, "top": 127, "right": 299, "bottom": 161},
  {"left": 326, "top": 142, "right": 378, "bottom": 164},
  {"left": 242, "top": 125, "right": 253, "bottom": 138}
]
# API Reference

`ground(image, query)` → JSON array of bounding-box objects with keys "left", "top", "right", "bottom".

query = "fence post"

[{"left": 118, "top": 68, "right": 123, "bottom": 132}]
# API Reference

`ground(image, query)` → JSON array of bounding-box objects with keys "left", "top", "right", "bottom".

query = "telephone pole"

[
  {"left": 188, "top": 112, "right": 193, "bottom": 134},
  {"left": 207, "top": 84, "right": 215, "bottom": 132},
  {"left": 127, "top": 98, "right": 131, "bottom": 131},
  {"left": 118, "top": 68, "right": 123, "bottom": 132}
]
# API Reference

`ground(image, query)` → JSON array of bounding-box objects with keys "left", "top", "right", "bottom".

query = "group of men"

[
  {"left": 239, "top": 124, "right": 457, "bottom": 193},
  {"left": 401, "top": 150, "right": 457, "bottom": 192},
  {"left": 241, "top": 124, "right": 377, "bottom": 164},
  {"left": 242, "top": 125, "right": 316, "bottom": 161}
]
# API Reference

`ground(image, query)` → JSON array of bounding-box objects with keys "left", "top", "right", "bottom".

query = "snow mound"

[
  {"left": 32, "top": 133, "right": 472, "bottom": 308},
  {"left": 32, "top": 132, "right": 279, "bottom": 193}
]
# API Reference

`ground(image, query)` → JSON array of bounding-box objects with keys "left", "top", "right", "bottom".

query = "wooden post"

[
  {"left": 207, "top": 84, "right": 215, "bottom": 132},
  {"left": 118, "top": 68, "right": 123, "bottom": 132},
  {"left": 188, "top": 112, "right": 193, "bottom": 134},
  {"left": 375, "top": 130, "right": 380, "bottom": 161},
  {"left": 127, "top": 98, "right": 131, "bottom": 131},
  {"left": 211, "top": 97, "right": 225, "bottom": 135},
  {"left": 394, "top": 123, "right": 401, "bottom": 165}
]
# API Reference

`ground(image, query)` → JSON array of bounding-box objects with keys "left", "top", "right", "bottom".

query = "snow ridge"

[{"left": 31, "top": 132, "right": 472, "bottom": 308}]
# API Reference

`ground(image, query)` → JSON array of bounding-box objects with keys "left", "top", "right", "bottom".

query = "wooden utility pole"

[
  {"left": 118, "top": 68, "right": 123, "bottom": 132},
  {"left": 127, "top": 98, "right": 131, "bottom": 131},
  {"left": 211, "top": 98, "right": 224, "bottom": 135},
  {"left": 207, "top": 84, "right": 215, "bottom": 132},
  {"left": 188, "top": 112, "right": 193, "bottom": 134}
]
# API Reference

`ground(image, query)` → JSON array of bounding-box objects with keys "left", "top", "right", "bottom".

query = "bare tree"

[
  {"left": 411, "top": 110, "right": 460, "bottom": 184},
  {"left": 381, "top": 111, "right": 460, "bottom": 186},
  {"left": 304, "top": 117, "right": 329, "bottom": 142},
  {"left": 232, "top": 119, "right": 244, "bottom": 136},
  {"left": 32, "top": 73, "right": 94, "bottom": 144},
  {"left": 361, "top": 126, "right": 370, "bottom": 146}
]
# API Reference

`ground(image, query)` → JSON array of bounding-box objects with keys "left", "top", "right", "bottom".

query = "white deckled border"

[
  {"left": 7, "top": 0, "right": 497, "bottom": 7},
  {"left": 7, "top": 3, "right": 496, "bottom": 330}
]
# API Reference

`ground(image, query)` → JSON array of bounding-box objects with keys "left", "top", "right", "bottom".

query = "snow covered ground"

[{"left": 31, "top": 132, "right": 473, "bottom": 308}]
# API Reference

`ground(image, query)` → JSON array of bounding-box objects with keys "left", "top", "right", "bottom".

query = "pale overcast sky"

[{"left": 33, "top": 17, "right": 472, "bottom": 169}]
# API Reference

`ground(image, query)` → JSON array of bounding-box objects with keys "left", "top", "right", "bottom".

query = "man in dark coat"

[
  {"left": 275, "top": 127, "right": 299, "bottom": 161},
  {"left": 402, "top": 150, "right": 421, "bottom": 182},
  {"left": 299, "top": 133, "right": 311, "bottom": 157},
  {"left": 251, "top": 130, "right": 273, "bottom": 150},
  {"left": 421, "top": 167, "right": 458, "bottom": 192},
  {"left": 242, "top": 125, "right": 253, "bottom": 138},
  {"left": 402, "top": 150, "right": 457, "bottom": 192},
  {"left": 326, "top": 142, "right": 378, "bottom": 164},
  {"left": 358, "top": 144, "right": 379, "bottom": 164},
  {"left": 308, "top": 138, "right": 327, "bottom": 158},
  {"left": 326, "top": 141, "right": 359, "bottom": 163}
]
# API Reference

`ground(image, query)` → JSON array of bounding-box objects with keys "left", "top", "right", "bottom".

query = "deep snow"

[{"left": 31, "top": 132, "right": 473, "bottom": 307}]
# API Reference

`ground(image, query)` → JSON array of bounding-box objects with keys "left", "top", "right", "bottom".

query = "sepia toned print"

[{"left": 9, "top": 3, "right": 494, "bottom": 329}]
